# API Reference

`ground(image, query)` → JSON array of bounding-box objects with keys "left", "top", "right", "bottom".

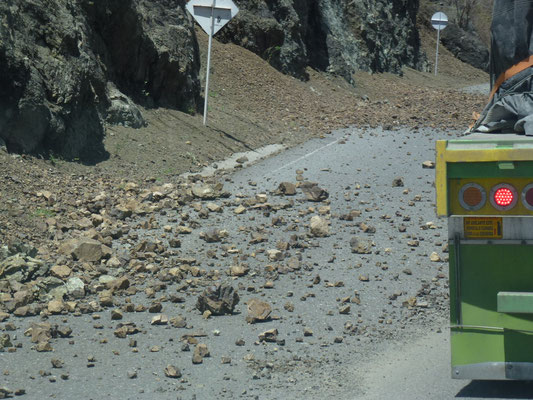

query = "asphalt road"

[
  {"left": 4, "top": 125, "right": 533, "bottom": 400},
  {"left": 355, "top": 325, "right": 533, "bottom": 400},
  {"left": 222, "top": 125, "right": 533, "bottom": 400}
]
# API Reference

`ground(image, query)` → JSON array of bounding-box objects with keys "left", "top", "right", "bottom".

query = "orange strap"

[{"left": 489, "top": 55, "right": 533, "bottom": 100}]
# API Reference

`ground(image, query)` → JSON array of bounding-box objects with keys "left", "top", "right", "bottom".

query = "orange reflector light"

[
  {"left": 459, "top": 183, "right": 486, "bottom": 211},
  {"left": 490, "top": 184, "right": 518, "bottom": 210},
  {"left": 463, "top": 187, "right": 482, "bottom": 206}
]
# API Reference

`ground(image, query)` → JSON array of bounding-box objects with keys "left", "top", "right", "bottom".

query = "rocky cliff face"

[
  {"left": 0, "top": 0, "right": 201, "bottom": 160},
  {"left": 219, "top": 0, "right": 427, "bottom": 82},
  {"left": 441, "top": 23, "right": 489, "bottom": 72},
  {"left": 1, "top": 0, "right": 426, "bottom": 158}
]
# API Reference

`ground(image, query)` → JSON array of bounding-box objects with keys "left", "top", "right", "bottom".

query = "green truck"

[{"left": 436, "top": 133, "right": 533, "bottom": 379}]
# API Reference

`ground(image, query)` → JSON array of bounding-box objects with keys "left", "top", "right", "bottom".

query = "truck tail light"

[
  {"left": 459, "top": 183, "right": 486, "bottom": 211},
  {"left": 490, "top": 184, "right": 518, "bottom": 210},
  {"left": 522, "top": 183, "right": 533, "bottom": 210}
]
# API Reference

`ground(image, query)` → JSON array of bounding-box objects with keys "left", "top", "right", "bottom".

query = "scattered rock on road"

[
  {"left": 258, "top": 329, "right": 278, "bottom": 343},
  {"left": 164, "top": 365, "right": 182, "bottom": 378},
  {"left": 430, "top": 252, "right": 441, "bottom": 262},
  {"left": 151, "top": 314, "right": 169, "bottom": 325},
  {"left": 192, "top": 183, "right": 218, "bottom": 199},
  {"left": 310, "top": 215, "right": 330, "bottom": 237},
  {"left": 277, "top": 182, "right": 297, "bottom": 196},
  {"left": 196, "top": 284, "right": 240, "bottom": 315},
  {"left": 350, "top": 237, "right": 373, "bottom": 254},
  {"left": 392, "top": 177, "right": 404, "bottom": 187},
  {"left": 192, "top": 343, "right": 210, "bottom": 364},
  {"left": 246, "top": 299, "right": 272, "bottom": 323},
  {"left": 69, "top": 238, "right": 110, "bottom": 262},
  {"left": 301, "top": 183, "right": 329, "bottom": 202},
  {"left": 0, "top": 387, "right": 13, "bottom": 399}
]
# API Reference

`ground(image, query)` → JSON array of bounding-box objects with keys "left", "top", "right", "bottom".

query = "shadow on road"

[{"left": 456, "top": 380, "right": 533, "bottom": 398}]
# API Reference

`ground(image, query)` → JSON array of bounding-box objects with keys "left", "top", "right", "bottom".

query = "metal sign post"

[
  {"left": 431, "top": 12, "right": 448, "bottom": 76},
  {"left": 203, "top": 2, "right": 216, "bottom": 126},
  {"left": 186, "top": 0, "right": 239, "bottom": 126}
]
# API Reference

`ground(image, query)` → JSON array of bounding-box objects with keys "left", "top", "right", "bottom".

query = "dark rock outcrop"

[
  {"left": 0, "top": 1, "right": 107, "bottom": 158},
  {"left": 219, "top": 0, "right": 427, "bottom": 82},
  {"left": 441, "top": 24, "right": 489, "bottom": 72},
  {"left": 82, "top": 0, "right": 201, "bottom": 110},
  {"left": 1, "top": 0, "right": 428, "bottom": 158},
  {"left": 0, "top": 0, "right": 201, "bottom": 160}
]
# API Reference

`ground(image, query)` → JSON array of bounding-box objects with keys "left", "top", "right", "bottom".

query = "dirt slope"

[{"left": 100, "top": 28, "right": 487, "bottom": 177}]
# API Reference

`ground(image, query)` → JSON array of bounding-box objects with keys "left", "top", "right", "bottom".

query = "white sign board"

[
  {"left": 431, "top": 12, "right": 448, "bottom": 31},
  {"left": 186, "top": 0, "right": 239, "bottom": 36}
]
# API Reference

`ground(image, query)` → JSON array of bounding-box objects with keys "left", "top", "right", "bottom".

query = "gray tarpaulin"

[{"left": 473, "top": 0, "right": 533, "bottom": 135}]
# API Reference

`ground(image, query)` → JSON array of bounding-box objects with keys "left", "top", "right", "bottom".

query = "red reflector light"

[
  {"left": 490, "top": 184, "right": 518, "bottom": 210},
  {"left": 526, "top": 189, "right": 533, "bottom": 205},
  {"left": 522, "top": 183, "right": 533, "bottom": 210},
  {"left": 493, "top": 188, "right": 514, "bottom": 206}
]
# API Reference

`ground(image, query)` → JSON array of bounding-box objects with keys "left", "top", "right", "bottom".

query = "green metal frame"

[
  {"left": 448, "top": 161, "right": 533, "bottom": 179},
  {"left": 498, "top": 292, "right": 533, "bottom": 314},
  {"left": 449, "top": 243, "right": 533, "bottom": 377}
]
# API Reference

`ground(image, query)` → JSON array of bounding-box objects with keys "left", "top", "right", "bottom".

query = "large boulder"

[
  {"left": 310, "top": 215, "right": 330, "bottom": 237},
  {"left": 105, "top": 83, "right": 146, "bottom": 128},
  {"left": 71, "top": 238, "right": 111, "bottom": 262},
  {"left": 196, "top": 284, "right": 240, "bottom": 315},
  {"left": 0, "top": 253, "right": 49, "bottom": 283}
]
